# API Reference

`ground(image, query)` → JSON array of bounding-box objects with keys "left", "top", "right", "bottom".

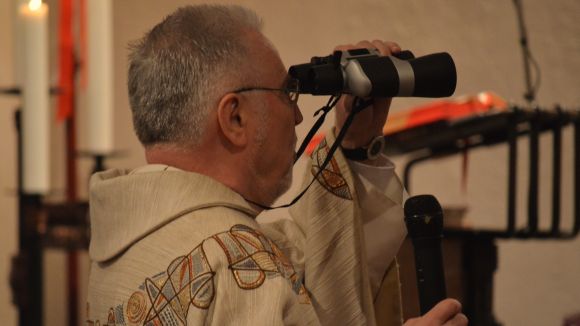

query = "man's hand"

[
  {"left": 404, "top": 299, "right": 468, "bottom": 326},
  {"left": 334, "top": 40, "right": 401, "bottom": 150}
]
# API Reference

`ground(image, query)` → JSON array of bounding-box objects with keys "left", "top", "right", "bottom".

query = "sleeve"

[
  {"left": 348, "top": 155, "right": 407, "bottom": 298},
  {"left": 286, "top": 131, "right": 377, "bottom": 326},
  {"left": 261, "top": 131, "right": 406, "bottom": 326},
  {"left": 202, "top": 272, "right": 318, "bottom": 326}
]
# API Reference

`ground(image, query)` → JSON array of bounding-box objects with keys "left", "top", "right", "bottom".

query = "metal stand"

[
  {"left": 389, "top": 106, "right": 580, "bottom": 325},
  {"left": 15, "top": 194, "right": 44, "bottom": 326},
  {"left": 461, "top": 235, "right": 500, "bottom": 326},
  {"left": 4, "top": 84, "right": 91, "bottom": 325},
  {"left": 92, "top": 154, "right": 106, "bottom": 174},
  {"left": 11, "top": 108, "right": 44, "bottom": 326}
]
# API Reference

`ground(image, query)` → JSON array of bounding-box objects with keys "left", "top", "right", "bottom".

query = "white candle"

[
  {"left": 13, "top": 0, "right": 25, "bottom": 86},
  {"left": 20, "top": 0, "right": 50, "bottom": 194},
  {"left": 87, "top": 0, "right": 114, "bottom": 154}
]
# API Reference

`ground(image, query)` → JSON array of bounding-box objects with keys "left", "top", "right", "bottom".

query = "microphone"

[{"left": 404, "top": 194, "right": 447, "bottom": 315}]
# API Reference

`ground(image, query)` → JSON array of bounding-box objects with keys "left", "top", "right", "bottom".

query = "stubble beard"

[
  {"left": 257, "top": 160, "right": 293, "bottom": 206},
  {"left": 250, "top": 108, "right": 294, "bottom": 206}
]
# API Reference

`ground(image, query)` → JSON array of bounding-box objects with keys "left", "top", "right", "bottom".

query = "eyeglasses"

[{"left": 232, "top": 78, "right": 300, "bottom": 105}]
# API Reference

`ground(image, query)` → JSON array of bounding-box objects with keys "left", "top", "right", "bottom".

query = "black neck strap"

[
  {"left": 248, "top": 96, "right": 374, "bottom": 210},
  {"left": 293, "top": 95, "right": 341, "bottom": 163}
]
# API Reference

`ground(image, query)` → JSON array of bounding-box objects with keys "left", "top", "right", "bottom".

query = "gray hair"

[{"left": 128, "top": 5, "right": 263, "bottom": 147}]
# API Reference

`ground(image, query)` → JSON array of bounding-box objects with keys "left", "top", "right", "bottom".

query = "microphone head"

[{"left": 404, "top": 194, "right": 444, "bottom": 238}]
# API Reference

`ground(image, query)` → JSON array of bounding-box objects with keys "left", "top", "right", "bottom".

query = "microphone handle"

[{"left": 411, "top": 236, "right": 447, "bottom": 315}]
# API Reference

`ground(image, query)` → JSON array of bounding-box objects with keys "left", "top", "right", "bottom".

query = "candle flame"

[{"left": 28, "top": 0, "right": 42, "bottom": 11}]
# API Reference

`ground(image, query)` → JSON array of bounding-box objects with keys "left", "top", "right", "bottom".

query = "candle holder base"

[
  {"left": 93, "top": 154, "right": 106, "bottom": 174},
  {"left": 78, "top": 150, "right": 127, "bottom": 174}
]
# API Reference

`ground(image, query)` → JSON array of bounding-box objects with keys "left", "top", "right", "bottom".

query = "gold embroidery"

[
  {"left": 126, "top": 291, "right": 147, "bottom": 323},
  {"left": 311, "top": 138, "right": 353, "bottom": 200},
  {"left": 143, "top": 245, "right": 215, "bottom": 324},
  {"left": 107, "top": 308, "right": 115, "bottom": 324},
  {"left": 101, "top": 224, "right": 310, "bottom": 323},
  {"left": 215, "top": 225, "right": 311, "bottom": 304}
]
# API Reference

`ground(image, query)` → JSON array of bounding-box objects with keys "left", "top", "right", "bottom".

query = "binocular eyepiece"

[{"left": 288, "top": 48, "right": 457, "bottom": 98}]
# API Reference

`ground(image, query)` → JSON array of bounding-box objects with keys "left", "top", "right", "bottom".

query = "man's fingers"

[
  {"left": 371, "top": 40, "right": 391, "bottom": 55},
  {"left": 387, "top": 41, "right": 402, "bottom": 54},
  {"left": 424, "top": 299, "right": 462, "bottom": 324},
  {"left": 335, "top": 40, "right": 401, "bottom": 57},
  {"left": 402, "top": 317, "right": 419, "bottom": 326},
  {"left": 444, "top": 313, "right": 468, "bottom": 326},
  {"left": 340, "top": 95, "right": 354, "bottom": 113},
  {"left": 334, "top": 44, "right": 354, "bottom": 52},
  {"left": 354, "top": 40, "right": 375, "bottom": 50},
  {"left": 403, "top": 299, "right": 467, "bottom": 326},
  {"left": 371, "top": 40, "right": 401, "bottom": 56}
]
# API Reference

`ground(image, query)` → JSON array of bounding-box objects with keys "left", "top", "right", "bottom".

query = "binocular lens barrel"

[{"left": 288, "top": 51, "right": 456, "bottom": 98}]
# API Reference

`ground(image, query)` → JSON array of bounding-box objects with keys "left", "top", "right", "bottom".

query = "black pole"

[
  {"left": 92, "top": 154, "right": 106, "bottom": 174},
  {"left": 507, "top": 108, "right": 518, "bottom": 235},
  {"left": 551, "top": 106, "right": 563, "bottom": 235},
  {"left": 574, "top": 115, "right": 580, "bottom": 235},
  {"left": 462, "top": 235, "right": 501, "bottom": 326},
  {"left": 527, "top": 109, "right": 540, "bottom": 234},
  {"left": 15, "top": 108, "right": 44, "bottom": 326}
]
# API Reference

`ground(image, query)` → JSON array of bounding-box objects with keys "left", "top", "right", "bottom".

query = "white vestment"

[{"left": 87, "top": 132, "right": 406, "bottom": 325}]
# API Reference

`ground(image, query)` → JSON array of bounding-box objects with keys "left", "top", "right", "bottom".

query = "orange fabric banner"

[{"left": 57, "top": 0, "right": 74, "bottom": 121}]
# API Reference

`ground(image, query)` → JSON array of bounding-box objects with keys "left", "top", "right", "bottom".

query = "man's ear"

[{"left": 216, "top": 93, "right": 248, "bottom": 147}]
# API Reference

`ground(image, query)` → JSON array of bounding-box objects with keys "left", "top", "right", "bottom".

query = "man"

[{"left": 87, "top": 5, "right": 467, "bottom": 326}]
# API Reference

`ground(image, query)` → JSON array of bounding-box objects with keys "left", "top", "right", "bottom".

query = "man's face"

[{"left": 244, "top": 32, "right": 303, "bottom": 205}]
